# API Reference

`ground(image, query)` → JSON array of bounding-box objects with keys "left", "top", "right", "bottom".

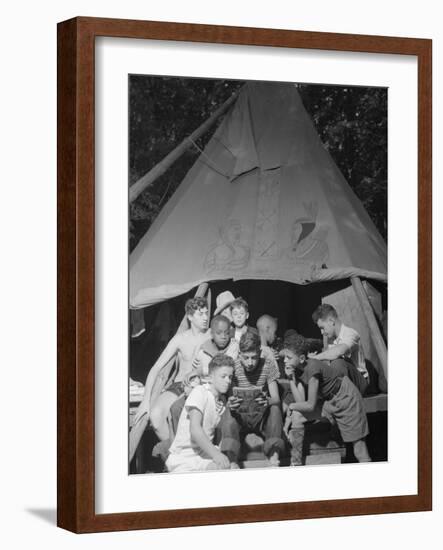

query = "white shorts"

[{"left": 166, "top": 451, "right": 214, "bottom": 473}]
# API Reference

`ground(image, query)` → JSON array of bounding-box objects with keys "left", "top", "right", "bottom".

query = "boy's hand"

[
  {"left": 283, "top": 416, "right": 292, "bottom": 438},
  {"left": 284, "top": 365, "right": 295, "bottom": 379},
  {"left": 254, "top": 393, "right": 269, "bottom": 408},
  {"left": 307, "top": 352, "right": 318, "bottom": 359},
  {"left": 213, "top": 451, "right": 231, "bottom": 470},
  {"left": 192, "top": 356, "right": 202, "bottom": 369},
  {"left": 227, "top": 395, "right": 242, "bottom": 411}
]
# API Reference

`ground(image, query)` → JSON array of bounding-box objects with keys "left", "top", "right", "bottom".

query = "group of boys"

[{"left": 133, "top": 291, "right": 372, "bottom": 473}]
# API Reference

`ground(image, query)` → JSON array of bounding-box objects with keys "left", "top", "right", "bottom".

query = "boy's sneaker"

[{"left": 269, "top": 451, "right": 280, "bottom": 467}]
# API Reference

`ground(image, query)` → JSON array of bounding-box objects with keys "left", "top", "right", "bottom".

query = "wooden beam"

[
  {"left": 351, "top": 276, "right": 388, "bottom": 387},
  {"left": 129, "top": 91, "right": 240, "bottom": 203}
]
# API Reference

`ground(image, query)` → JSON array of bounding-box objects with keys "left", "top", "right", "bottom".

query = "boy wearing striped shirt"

[{"left": 226, "top": 331, "right": 284, "bottom": 466}]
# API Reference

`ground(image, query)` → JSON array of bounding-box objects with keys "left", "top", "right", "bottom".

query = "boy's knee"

[
  {"left": 290, "top": 411, "right": 305, "bottom": 428},
  {"left": 268, "top": 403, "right": 282, "bottom": 419},
  {"left": 150, "top": 405, "right": 164, "bottom": 429}
]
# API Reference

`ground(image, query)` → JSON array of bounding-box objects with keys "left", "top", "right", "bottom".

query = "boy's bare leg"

[
  {"left": 353, "top": 439, "right": 371, "bottom": 462},
  {"left": 150, "top": 391, "right": 179, "bottom": 441}
]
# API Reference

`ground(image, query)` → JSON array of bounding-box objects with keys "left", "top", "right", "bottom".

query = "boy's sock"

[{"left": 288, "top": 427, "right": 305, "bottom": 466}]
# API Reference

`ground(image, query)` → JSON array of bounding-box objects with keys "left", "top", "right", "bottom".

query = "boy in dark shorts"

[
  {"left": 282, "top": 333, "right": 371, "bottom": 463},
  {"left": 226, "top": 331, "right": 285, "bottom": 466}
]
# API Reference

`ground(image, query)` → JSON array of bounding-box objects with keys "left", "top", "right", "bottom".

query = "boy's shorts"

[
  {"left": 321, "top": 375, "right": 369, "bottom": 443},
  {"left": 166, "top": 451, "right": 215, "bottom": 473}
]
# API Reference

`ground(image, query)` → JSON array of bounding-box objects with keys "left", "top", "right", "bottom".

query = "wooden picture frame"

[{"left": 57, "top": 16, "right": 432, "bottom": 533}]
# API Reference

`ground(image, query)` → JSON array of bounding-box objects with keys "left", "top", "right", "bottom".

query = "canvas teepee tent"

[
  {"left": 129, "top": 81, "right": 388, "bottom": 464},
  {"left": 130, "top": 81, "right": 387, "bottom": 311}
]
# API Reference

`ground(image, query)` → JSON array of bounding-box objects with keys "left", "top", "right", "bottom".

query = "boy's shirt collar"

[
  {"left": 201, "top": 338, "right": 231, "bottom": 356},
  {"left": 231, "top": 325, "right": 258, "bottom": 341}
]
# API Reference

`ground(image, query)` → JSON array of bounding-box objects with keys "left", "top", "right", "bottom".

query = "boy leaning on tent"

[{"left": 133, "top": 296, "right": 210, "bottom": 441}]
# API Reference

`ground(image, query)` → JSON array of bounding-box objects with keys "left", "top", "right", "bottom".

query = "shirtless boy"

[{"left": 133, "top": 297, "right": 210, "bottom": 441}]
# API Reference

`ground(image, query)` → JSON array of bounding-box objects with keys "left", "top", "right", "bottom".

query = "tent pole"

[
  {"left": 129, "top": 90, "right": 240, "bottom": 203},
  {"left": 129, "top": 282, "right": 209, "bottom": 463},
  {"left": 350, "top": 276, "right": 388, "bottom": 389}
]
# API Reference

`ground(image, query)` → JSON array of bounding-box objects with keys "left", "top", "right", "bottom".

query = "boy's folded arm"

[
  {"left": 289, "top": 377, "right": 319, "bottom": 412},
  {"left": 311, "top": 343, "right": 349, "bottom": 361},
  {"left": 289, "top": 379, "right": 305, "bottom": 402},
  {"left": 266, "top": 380, "right": 281, "bottom": 406}
]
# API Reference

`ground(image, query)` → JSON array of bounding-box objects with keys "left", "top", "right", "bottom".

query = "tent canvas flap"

[{"left": 130, "top": 82, "right": 387, "bottom": 309}]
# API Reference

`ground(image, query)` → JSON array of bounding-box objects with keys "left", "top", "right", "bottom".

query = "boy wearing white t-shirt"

[{"left": 166, "top": 355, "right": 236, "bottom": 473}]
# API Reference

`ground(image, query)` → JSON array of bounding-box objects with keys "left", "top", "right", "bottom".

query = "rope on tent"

[
  {"left": 212, "top": 135, "right": 238, "bottom": 158},
  {"left": 130, "top": 89, "right": 240, "bottom": 203},
  {"left": 187, "top": 136, "right": 231, "bottom": 179},
  {"left": 158, "top": 178, "right": 174, "bottom": 209}
]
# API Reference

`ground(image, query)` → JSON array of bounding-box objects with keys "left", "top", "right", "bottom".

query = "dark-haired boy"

[
  {"left": 226, "top": 331, "right": 285, "bottom": 466},
  {"left": 165, "top": 314, "right": 239, "bottom": 445},
  {"left": 166, "top": 355, "right": 236, "bottom": 473},
  {"left": 310, "top": 303, "right": 369, "bottom": 395},
  {"left": 133, "top": 297, "right": 210, "bottom": 441},
  {"left": 282, "top": 333, "right": 371, "bottom": 463}
]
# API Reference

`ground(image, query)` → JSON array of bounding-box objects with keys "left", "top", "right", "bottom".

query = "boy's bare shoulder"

[{"left": 168, "top": 331, "right": 191, "bottom": 348}]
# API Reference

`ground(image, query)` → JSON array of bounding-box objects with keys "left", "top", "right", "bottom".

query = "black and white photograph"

[{"left": 128, "top": 76, "right": 388, "bottom": 475}]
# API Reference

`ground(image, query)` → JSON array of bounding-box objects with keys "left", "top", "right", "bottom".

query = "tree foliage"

[{"left": 129, "top": 77, "right": 387, "bottom": 251}]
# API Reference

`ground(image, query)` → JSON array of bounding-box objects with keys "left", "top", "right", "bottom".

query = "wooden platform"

[
  {"left": 364, "top": 393, "right": 387, "bottom": 413},
  {"left": 305, "top": 452, "right": 342, "bottom": 465}
]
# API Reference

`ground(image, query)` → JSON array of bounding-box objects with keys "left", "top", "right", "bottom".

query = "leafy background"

[{"left": 129, "top": 77, "right": 387, "bottom": 251}]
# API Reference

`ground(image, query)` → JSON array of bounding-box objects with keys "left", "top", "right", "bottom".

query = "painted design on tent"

[
  {"left": 204, "top": 220, "right": 251, "bottom": 273},
  {"left": 129, "top": 82, "right": 387, "bottom": 309},
  {"left": 252, "top": 169, "right": 281, "bottom": 259},
  {"left": 283, "top": 201, "right": 330, "bottom": 267}
]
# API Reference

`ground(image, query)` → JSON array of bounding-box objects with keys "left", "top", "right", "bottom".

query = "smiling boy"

[{"left": 166, "top": 355, "right": 236, "bottom": 473}]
